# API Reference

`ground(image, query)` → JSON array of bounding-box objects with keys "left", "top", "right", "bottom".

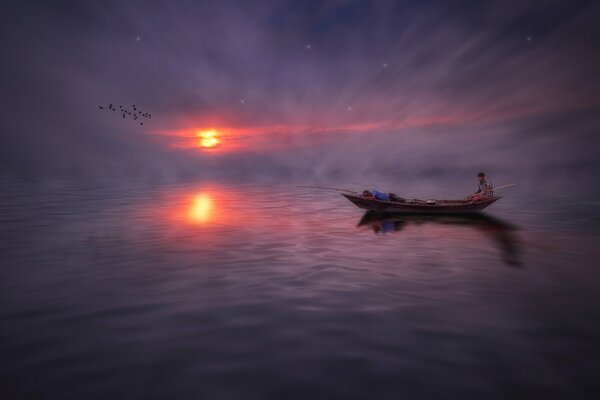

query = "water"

[{"left": 1, "top": 180, "right": 599, "bottom": 399}]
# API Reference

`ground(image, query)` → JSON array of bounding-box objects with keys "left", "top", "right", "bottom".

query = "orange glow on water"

[
  {"left": 197, "top": 129, "right": 220, "bottom": 148},
  {"left": 188, "top": 193, "right": 214, "bottom": 223}
]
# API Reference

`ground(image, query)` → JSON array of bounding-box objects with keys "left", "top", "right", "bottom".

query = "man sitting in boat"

[{"left": 467, "top": 172, "right": 494, "bottom": 201}]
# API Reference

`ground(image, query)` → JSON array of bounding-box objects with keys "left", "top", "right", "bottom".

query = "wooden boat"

[{"left": 341, "top": 193, "right": 500, "bottom": 213}]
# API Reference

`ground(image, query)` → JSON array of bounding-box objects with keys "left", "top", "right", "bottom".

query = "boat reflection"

[{"left": 358, "top": 212, "right": 522, "bottom": 267}]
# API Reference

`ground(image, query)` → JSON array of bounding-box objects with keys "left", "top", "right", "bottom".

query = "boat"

[{"left": 341, "top": 193, "right": 501, "bottom": 213}]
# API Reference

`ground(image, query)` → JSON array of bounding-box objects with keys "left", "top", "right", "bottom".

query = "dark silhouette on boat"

[{"left": 358, "top": 211, "right": 521, "bottom": 267}]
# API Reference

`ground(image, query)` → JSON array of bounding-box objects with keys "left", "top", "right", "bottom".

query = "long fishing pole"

[
  {"left": 467, "top": 183, "right": 516, "bottom": 199},
  {"left": 490, "top": 183, "right": 516, "bottom": 191},
  {"left": 298, "top": 183, "right": 515, "bottom": 196},
  {"left": 473, "top": 183, "right": 516, "bottom": 195},
  {"left": 296, "top": 185, "right": 358, "bottom": 194}
]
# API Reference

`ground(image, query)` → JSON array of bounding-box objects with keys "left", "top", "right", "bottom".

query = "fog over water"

[{"left": 1, "top": 1, "right": 600, "bottom": 399}]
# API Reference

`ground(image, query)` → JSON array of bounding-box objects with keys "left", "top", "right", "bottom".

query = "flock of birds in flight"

[{"left": 98, "top": 104, "right": 151, "bottom": 125}]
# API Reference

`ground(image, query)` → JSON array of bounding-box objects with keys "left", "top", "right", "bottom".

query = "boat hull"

[{"left": 341, "top": 193, "right": 500, "bottom": 213}]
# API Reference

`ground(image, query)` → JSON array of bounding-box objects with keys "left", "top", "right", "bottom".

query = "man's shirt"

[{"left": 476, "top": 179, "right": 494, "bottom": 196}]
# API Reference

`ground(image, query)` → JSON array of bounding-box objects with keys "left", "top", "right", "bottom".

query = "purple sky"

[{"left": 1, "top": 0, "right": 599, "bottom": 185}]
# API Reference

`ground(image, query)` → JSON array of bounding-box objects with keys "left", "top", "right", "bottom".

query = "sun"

[{"left": 197, "top": 129, "right": 220, "bottom": 148}]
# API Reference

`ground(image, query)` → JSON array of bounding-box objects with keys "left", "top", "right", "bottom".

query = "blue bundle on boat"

[{"left": 372, "top": 190, "right": 390, "bottom": 201}]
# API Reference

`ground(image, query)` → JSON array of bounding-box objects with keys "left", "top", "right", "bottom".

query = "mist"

[{"left": 1, "top": 0, "right": 599, "bottom": 192}]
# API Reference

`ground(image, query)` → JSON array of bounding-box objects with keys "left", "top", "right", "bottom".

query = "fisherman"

[{"left": 467, "top": 172, "right": 494, "bottom": 201}]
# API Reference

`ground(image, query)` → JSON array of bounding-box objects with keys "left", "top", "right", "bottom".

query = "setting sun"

[{"left": 197, "top": 129, "right": 220, "bottom": 148}]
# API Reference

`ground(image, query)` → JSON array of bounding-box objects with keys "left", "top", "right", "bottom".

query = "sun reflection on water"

[
  {"left": 188, "top": 194, "right": 214, "bottom": 223},
  {"left": 152, "top": 184, "right": 270, "bottom": 229}
]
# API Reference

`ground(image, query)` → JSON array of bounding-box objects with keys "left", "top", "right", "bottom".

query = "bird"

[{"left": 99, "top": 102, "right": 152, "bottom": 126}]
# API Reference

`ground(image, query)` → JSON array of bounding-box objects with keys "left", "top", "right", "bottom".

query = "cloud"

[{"left": 0, "top": 0, "right": 598, "bottom": 185}]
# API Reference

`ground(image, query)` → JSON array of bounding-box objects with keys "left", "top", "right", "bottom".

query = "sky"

[{"left": 1, "top": 0, "right": 599, "bottom": 188}]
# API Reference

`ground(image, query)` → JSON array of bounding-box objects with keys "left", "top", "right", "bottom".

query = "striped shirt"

[{"left": 476, "top": 179, "right": 494, "bottom": 196}]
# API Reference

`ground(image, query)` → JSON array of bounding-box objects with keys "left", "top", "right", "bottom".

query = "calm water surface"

[{"left": 1, "top": 180, "right": 599, "bottom": 399}]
